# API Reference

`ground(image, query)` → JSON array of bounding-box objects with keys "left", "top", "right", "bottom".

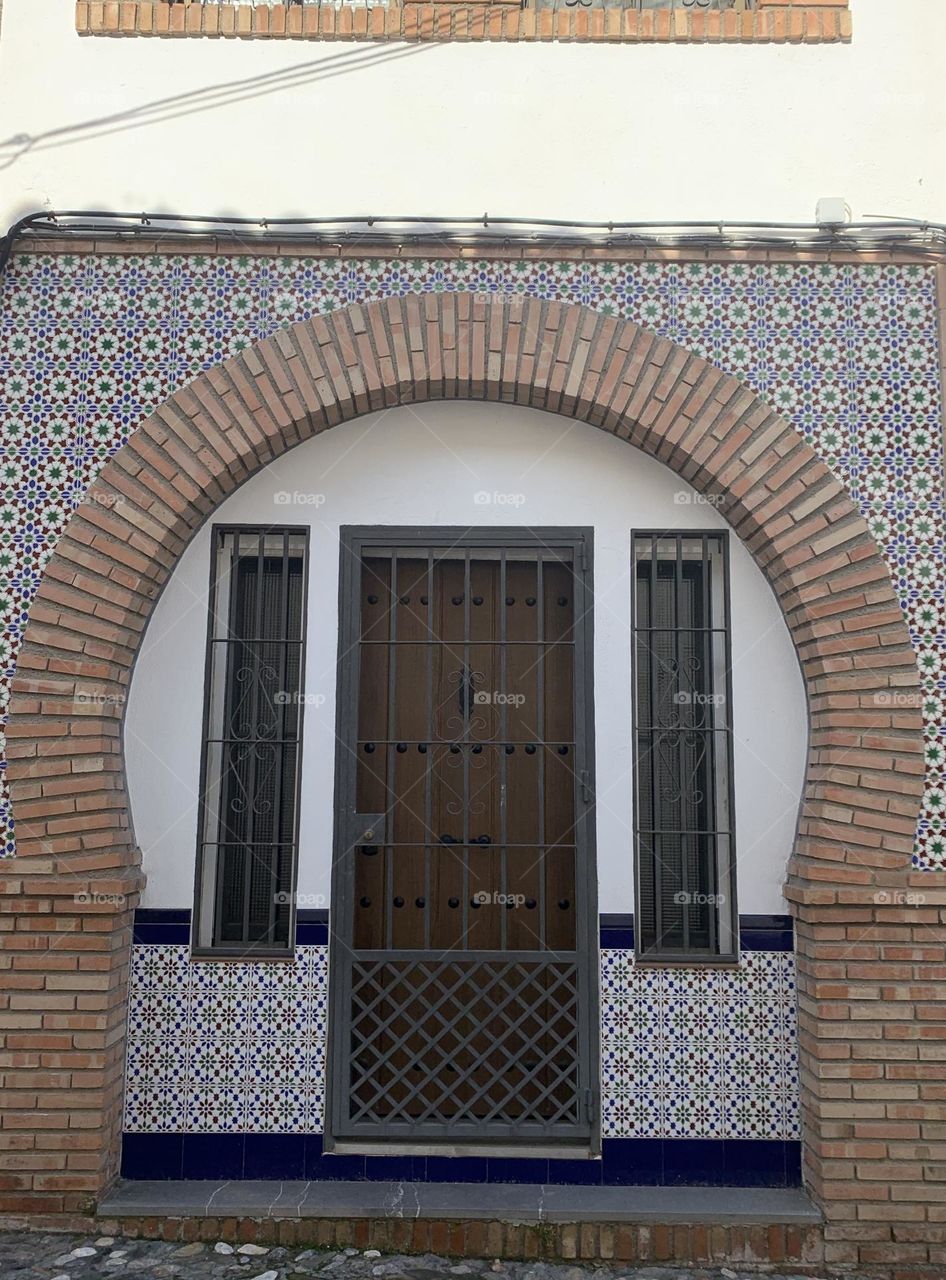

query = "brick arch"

[{"left": 2, "top": 296, "right": 927, "bottom": 1243}]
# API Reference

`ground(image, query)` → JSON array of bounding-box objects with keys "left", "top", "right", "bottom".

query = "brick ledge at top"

[{"left": 77, "top": 1, "right": 852, "bottom": 44}]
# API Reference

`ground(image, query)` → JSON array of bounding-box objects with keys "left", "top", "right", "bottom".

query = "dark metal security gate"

[{"left": 327, "top": 528, "right": 598, "bottom": 1149}]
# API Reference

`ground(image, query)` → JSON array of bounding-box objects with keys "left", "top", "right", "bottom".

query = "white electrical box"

[{"left": 815, "top": 197, "right": 852, "bottom": 226}]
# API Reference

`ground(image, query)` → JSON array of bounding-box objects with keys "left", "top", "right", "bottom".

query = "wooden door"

[{"left": 328, "top": 529, "right": 598, "bottom": 1148}]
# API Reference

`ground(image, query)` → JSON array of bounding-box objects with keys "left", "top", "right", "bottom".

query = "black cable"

[{"left": 2, "top": 209, "right": 946, "bottom": 278}]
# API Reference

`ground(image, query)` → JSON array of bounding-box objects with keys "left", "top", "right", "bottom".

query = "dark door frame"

[{"left": 324, "top": 526, "right": 600, "bottom": 1156}]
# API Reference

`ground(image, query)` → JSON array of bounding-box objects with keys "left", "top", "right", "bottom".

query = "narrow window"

[
  {"left": 632, "top": 532, "right": 736, "bottom": 959},
  {"left": 193, "top": 527, "right": 308, "bottom": 954}
]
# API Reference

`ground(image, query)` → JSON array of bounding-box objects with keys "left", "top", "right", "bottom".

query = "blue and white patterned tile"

[
  {"left": 127, "top": 1087, "right": 189, "bottom": 1134},
  {"left": 123, "top": 943, "right": 330, "bottom": 1134},
  {"left": 184, "top": 1087, "right": 247, "bottom": 1134},
  {"left": 721, "top": 1090, "right": 786, "bottom": 1141},
  {"left": 304, "top": 1091, "right": 327, "bottom": 1134},
  {"left": 663, "top": 1088, "right": 726, "bottom": 1140},
  {"left": 244, "top": 1085, "right": 310, "bottom": 1134},
  {"left": 0, "top": 252, "right": 944, "bottom": 866},
  {"left": 246, "top": 1041, "right": 311, "bottom": 1086},
  {"left": 187, "top": 1039, "right": 250, "bottom": 1087},
  {"left": 124, "top": 1038, "right": 186, "bottom": 1092},
  {"left": 598, "top": 948, "right": 798, "bottom": 1140},
  {"left": 125, "top": 941, "right": 799, "bottom": 1141},
  {"left": 781, "top": 1086, "right": 802, "bottom": 1141}
]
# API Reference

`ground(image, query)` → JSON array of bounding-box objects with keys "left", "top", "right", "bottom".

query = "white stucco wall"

[
  {"left": 0, "top": 0, "right": 942, "bottom": 229},
  {"left": 125, "top": 402, "right": 807, "bottom": 917}
]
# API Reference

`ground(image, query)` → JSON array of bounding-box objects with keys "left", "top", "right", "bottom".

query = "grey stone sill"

[{"left": 99, "top": 1180, "right": 821, "bottom": 1225}]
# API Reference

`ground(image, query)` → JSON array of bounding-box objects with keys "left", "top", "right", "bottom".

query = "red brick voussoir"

[{"left": 2, "top": 296, "right": 933, "bottom": 1273}]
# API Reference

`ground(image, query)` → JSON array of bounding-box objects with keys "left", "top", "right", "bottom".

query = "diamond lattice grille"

[{"left": 347, "top": 958, "right": 582, "bottom": 1129}]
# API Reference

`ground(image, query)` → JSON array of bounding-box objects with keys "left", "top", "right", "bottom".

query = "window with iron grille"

[
  {"left": 193, "top": 526, "right": 309, "bottom": 955},
  {"left": 632, "top": 532, "right": 736, "bottom": 960}
]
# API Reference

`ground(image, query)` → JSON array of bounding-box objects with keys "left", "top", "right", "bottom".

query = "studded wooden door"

[{"left": 327, "top": 528, "right": 598, "bottom": 1149}]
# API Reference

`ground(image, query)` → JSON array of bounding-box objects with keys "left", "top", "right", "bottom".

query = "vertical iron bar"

[
  {"left": 266, "top": 529, "right": 290, "bottom": 945},
  {"left": 462, "top": 549, "right": 471, "bottom": 945},
  {"left": 676, "top": 534, "right": 689, "bottom": 956},
  {"left": 499, "top": 548, "right": 508, "bottom": 952},
  {"left": 239, "top": 531, "right": 266, "bottom": 946},
  {"left": 385, "top": 549, "right": 398, "bottom": 952},
  {"left": 649, "top": 536, "right": 662, "bottom": 952},
  {"left": 536, "top": 555, "right": 545, "bottom": 950},
  {"left": 424, "top": 549, "right": 433, "bottom": 951},
  {"left": 721, "top": 534, "right": 737, "bottom": 955},
  {"left": 213, "top": 531, "right": 241, "bottom": 947},
  {"left": 702, "top": 534, "right": 719, "bottom": 955}
]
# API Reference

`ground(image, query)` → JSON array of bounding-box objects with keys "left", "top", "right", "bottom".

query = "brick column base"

[{"left": 0, "top": 859, "right": 144, "bottom": 1214}]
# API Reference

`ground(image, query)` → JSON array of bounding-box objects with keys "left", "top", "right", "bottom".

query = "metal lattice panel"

[{"left": 347, "top": 958, "right": 582, "bottom": 1133}]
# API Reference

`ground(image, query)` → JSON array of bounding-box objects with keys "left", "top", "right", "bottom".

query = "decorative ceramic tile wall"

[
  {"left": 122, "top": 942, "right": 798, "bottom": 1138},
  {"left": 123, "top": 944, "right": 329, "bottom": 1134},
  {"left": 600, "top": 949, "right": 798, "bottom": 1141},
  {"left": 0, "top": 254, "right": 942, "bottom": 867}
]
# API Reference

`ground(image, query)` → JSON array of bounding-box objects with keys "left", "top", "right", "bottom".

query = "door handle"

[{"left": 457, "top": 666, "right": 477, "bottom": 717}]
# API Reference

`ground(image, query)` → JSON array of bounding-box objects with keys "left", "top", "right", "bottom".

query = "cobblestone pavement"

[{"left": 0, "top": 1234, "right": 864, "bottom": 1280}]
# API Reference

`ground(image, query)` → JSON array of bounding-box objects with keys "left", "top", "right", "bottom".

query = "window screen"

[
  {"left": 194, "top": 527, "right": 308, "bottom": 953},
  {"left": 632, "top": 533, "right": 736, "bottom": 959}
]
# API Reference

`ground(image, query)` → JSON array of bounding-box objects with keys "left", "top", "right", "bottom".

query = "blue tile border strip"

[
  {"left": 738, "top": 914, "right": 795, "bottom": 953},
  {"left": 132, "top": 908, "right": 192, "bottom": 944},
  {"left": 133, "top": 909, "right": 792, "bottom": 950},
  {"left": 296, "top": 910, "right": 330, "bottom": 946},
  {"left": 119, "top": 1133, "right": 802, "bottom": 1188}
]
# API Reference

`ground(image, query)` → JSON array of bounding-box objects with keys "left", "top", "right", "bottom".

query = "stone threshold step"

[{"left": 100, "top": 1181, "right": 820, "bottom": 1225}]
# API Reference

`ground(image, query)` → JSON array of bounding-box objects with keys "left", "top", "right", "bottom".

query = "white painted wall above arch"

[
  {"left": 0, "top": 0, "right": 943, "bottom": 228},
  {"left": 125, "top": 401, "right": 807, "bottom": 918}
]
